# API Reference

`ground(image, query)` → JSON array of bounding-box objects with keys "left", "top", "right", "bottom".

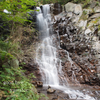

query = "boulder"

[
  {"left": 65, "top": 2, "right": 82, "bottom": 22},
  {"left": 36, "top": 81, "right": 43, "bottom": 87},
  {"left": 74, "top": 4, "right": 82, "bottom": 15},
  {"left": 94, "top": 6, "right": 100, "bottom": 13},
  {"left": 47, "top": 86, "right": 56, "bottom": 94},
  {"left": 64, "top": 2, "right": 76, "bottom": 13}
]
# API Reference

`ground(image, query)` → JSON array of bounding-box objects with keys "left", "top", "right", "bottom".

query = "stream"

[{"left": 35, "top": 4, "right": 100, "bottom": 100}]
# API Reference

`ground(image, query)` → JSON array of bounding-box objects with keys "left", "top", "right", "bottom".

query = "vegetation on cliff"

[{"left": 0, "top": 0, "right": 44, "bottom": 99}]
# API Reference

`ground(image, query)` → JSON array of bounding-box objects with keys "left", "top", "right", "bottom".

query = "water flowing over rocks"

[{"left": 24, "top": 2, "right": 100, "bottom": 100}]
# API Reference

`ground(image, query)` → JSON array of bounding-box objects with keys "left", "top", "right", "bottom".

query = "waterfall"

[
  {"left": 36, "top": 4, "right": 96, "bottom": 100},
  {"left": 36, "top": 4, "right": 59, "bottom": 85}
]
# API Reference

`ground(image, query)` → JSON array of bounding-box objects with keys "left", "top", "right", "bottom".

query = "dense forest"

[{"left": 0, "top": 0, "right": 100, "bottom": 100}]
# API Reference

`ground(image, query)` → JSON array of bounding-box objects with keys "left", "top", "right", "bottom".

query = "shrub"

[{"left": 0, "top": 0, "right": 37, "bottom": 24}]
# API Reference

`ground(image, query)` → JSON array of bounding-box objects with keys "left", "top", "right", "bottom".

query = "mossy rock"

[
  {"left": 80, "top": 13, "right": 88, "bottom": 20},
  {"left": 87, "top": 18, "right": 100, "bottom": 28}
]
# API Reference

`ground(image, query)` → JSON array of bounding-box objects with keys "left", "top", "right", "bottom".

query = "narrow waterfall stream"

[{"left": 36, "top": 4, "right": 97, "bottom": 100}]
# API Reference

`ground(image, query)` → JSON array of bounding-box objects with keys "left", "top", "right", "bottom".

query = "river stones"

[
  {"left": 47, "top": 86, "right": 56, "bottom": 94},
  {"left": 36, "top": 81, "right": 43, "bottom": 87},
  {"left": 31, "top": 81, "right": 43, "bottom": 87}
]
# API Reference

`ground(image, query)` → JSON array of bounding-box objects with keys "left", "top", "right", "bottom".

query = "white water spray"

[{"left": 36, "top": 5, "right": 59, "bottom": 85}]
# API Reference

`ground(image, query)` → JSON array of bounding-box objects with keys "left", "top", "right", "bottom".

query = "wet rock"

[
  {"left": 32, "top": 81, "right": 43, "bottom": 87},
  {"left": 31, "top": 81, "right": 38, "bottom": 87},
  {"left": 36, "top": 81, "right": 43, "bottom": 87},
  {"left": 47, "top": 86, "right": 56, "bottom": 94},
  {"left": 36, "top": 70, "right": 42, "bottom": 77},
  {"left": 53, "top": 3, "right": 62, "bottom": 15},
  {"left": 52, "top": 97, "right": 58, "bottom": 100},
  {"left": 31, "top": 81, "right": 37, "bottom": 85}
]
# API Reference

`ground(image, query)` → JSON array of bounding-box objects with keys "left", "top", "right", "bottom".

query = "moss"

[
  {"left": 98, "top": 25, "right": 100, "bottom": 31},
  {"left": 80, "top": 13, "right": 88, "bottom": 21}
]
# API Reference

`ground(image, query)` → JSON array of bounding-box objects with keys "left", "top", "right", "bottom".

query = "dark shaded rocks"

[
  {"left": 37, "top": 81, "right": 43, "bottom": 87},
  {"left": 53, "top": 3, "right": 62, "bottom": 15},
  {"left": 23, "top": 62, "right": 39, "bottom": 71},
  {"left": 31, "top": 81, "right": 43, "bottom": 87},
  {"left": 22, "top": 60, "right": 42, "bottom": 81}
]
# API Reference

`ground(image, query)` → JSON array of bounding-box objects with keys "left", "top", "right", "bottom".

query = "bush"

[
  {"left": 0, "top": 63, "right": 40, "bottom": 100},
  {"left": 0, "top": 0, "right": 37, "bottom": 24}
]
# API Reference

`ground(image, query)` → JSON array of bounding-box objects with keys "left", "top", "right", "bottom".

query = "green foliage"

[
  {"left": 0, "top": 49, "right": 14, "bottom": 62},
  {"left": 98, "top": 25, "right": 100, "bottom": 31},
  {"left": 20, "top": 62, "right": 26, "bottom": 65},
  {"left": 38, "top": 0, "right": 92, "bottom": 5},
  {"left": 0, "top": 40, "right": 21, "bottom": 57},
  {"left": 0, "top": 40, "right": 44, "bottom": 100},
  {"left": 72, "top": 0, "right": 90, "bottom": 4},
  {"left": 39, "top": 0, "right": 67, "bottom": 4},
  {"left": 0, "top": 0, "right": 48, "bottom": 100},
  {"left": 0, "top": 0, "right": 37, "bottom": 24},
  {"left": 0, "top": 40, "right": 46, "bottom": 100},
  {"left": 0, "top": 64, "right": 41, "bottom": 100},
  {"left": 0, "top": 41, "right": 11, "bottom": 52}
]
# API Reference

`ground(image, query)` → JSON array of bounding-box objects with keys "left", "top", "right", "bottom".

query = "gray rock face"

[
  {"left": 64, "top": 2, "right": 76, "bottom": 13},
  {"left": 53, "top": 8, "right": 100, "bottom": 85},
  {"left": 89, "top": 13, "right": 100, "bottom": 19},
  {"left": 32, "top": 1, "right": 100, "bottom": 87},
  {"left": 64, "top": 2, "right": 82, "bottom": 22},
  {"left": 94, "top": 6, "right": 100, "bottom": 13}
]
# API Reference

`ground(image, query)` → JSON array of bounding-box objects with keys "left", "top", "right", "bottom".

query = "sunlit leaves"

[{"left": 0, "top": 0, "right": 37, "bottom": 24}]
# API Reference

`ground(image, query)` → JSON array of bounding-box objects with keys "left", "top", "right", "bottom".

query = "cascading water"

[
  {"left": 36, "top": 4, "right": 59, "bottom": 85},
  {"left": 36, "top": 36, "right": 59, "bottom": 85},
  {"left": 36, "top": 4, "right": 96, "bottom": 100}
]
